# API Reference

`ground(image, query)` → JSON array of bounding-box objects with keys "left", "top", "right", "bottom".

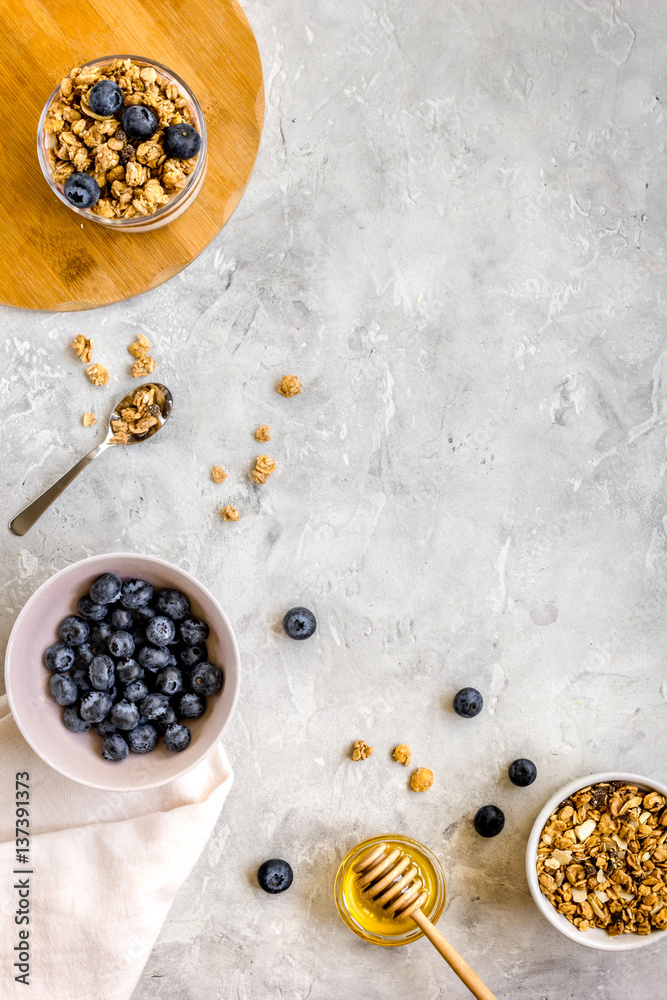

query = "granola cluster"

[
  {"left": 393, "top": 743, "right": 412, "bottom": 767},
  {"left": 86, "top": 363, "right": 109, "bottom": 386},
  {"left": 278, "top": 375, "right": 302, "bottom": 397},
  {"left": 44, "top": 59, "right": 199, "bottom": 219},
  {"left": 252, "top": 455, "right": 276, "bottom": 484},
  {"left": 109, "top": 385, "right": 164, "bottom": 445},
  {"left": 351, "top": 740, "right": 373, "bottom": 761},
  {"left": 537, "top": 781, "right": 667, "bottom": 936},
  {"left": 72, "top": 334, "right": 93, "bottom": 364},
  {"left": 212, "top": 466, "right": 228, "bottom": 484},
  {"left": 410, "top": 767, "right": 434, "bottom": 793},
  {"left": 221, "top": 505, "right": 240, "bottom": 522}
]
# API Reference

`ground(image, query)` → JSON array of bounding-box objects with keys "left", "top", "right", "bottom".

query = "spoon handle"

[
  {"left": 9, "top": 443, "right": 108, "bottom": 536},
  {"left": 410, "top": 908, "right": 499, "bottom": 1000}
]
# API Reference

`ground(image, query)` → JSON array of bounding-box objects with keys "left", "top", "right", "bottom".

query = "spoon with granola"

[{"left": 9, "top": 383, "right": 172, "bottom": 536}]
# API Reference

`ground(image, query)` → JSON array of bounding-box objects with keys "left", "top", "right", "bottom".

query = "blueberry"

[
  {"left": 71, "top": 668, "right": 92, "bottom": 692},
  {"left": 474, "top": 805, "right": 505, "bottom": 838},
  {"left": 110, "top": 607, "right": 133, "bottom": 631},
  {"left": 120, "top": 105, "right": 158, "bottom": 140},
  {"left": 110, "top": 699, "right": 141, "bottom": 731},
  {"left": 126, "top": 723, "right": 158, "bottom": 754},
  {"left": 63, "top": 705, "right": 91, "bottom": 733},
  {"left": 94, "top": 717, "right": 117, "bottom": 736},
  {"left": 77, "top": 596, "right": 108, "bottom": 621},
  {"left": 139, "top": 645, "right": 171, "bottom": 671},
  {"left": 163, "top": 123, "right": 202, "bottom": 159},
  {"left": 88, "top": 78, "right": 123, "bottom": 116},
  {"left": 116, "top": 657, "right": 143, "bottom": 684},
  {"left": 178, "top": 643, "right": 207, "bottom": 668},
  {"left": 133, "top": 604, "right": 157, "bottom": 621},
  {"left": 179, "top": 617, "right": 209, "bottom": 646},
  {"left": 58, "top": 615, "right": 90, "bottom": 646},
  {"left": 121, "top": 579, "right": 154, "bottom": 609},
  {"left": 453, "top": 687, "right": 483, "bottom": 719},
  {"left": 139, "top": 693, "right": 170, "bottom": 721},
  {"left": 89, "top": 621, "right": 113, "bottom": 654},
  {"left": 107, "top": 630, "right": 135, "bottom": 659},
  {"left": 155, "top": 667, "right": 183, "bottom": 697},
  {"left": 178, "top": 692, "right": 205, "bottom": 718},
  {"left": 44, "top": 642, "right": 75, "bottom": 673},
  {"left": 257, "top": 859, "right": 293, "bottom": 894},
  {"left": 102, "top": 732, "right": 129, "bottom": 761},
  {"left": 155, "top": 705, "right": 179, "bottom": 734},
  {"left": 189, "top": 662, "right": 223, "bottom": 697},
  {"left": 90, "top": 572, "right": 122, "bottom": 604},
  {"left": 508, "top": 759, "right": 537, "bottom": 787},
  {"left": 146, "top": 615, "right": 176, "bottom": 647},
  {"left": 74, "top": 642, "right": 95, "bottom": 668},
  {"left": 63, "top": 172, "right": 100, "bottom": 210},
  {"left": 154, "top": 589, "right": 190, "bottom": 620},
  {"left": 162, "top": 723, "right": 192, "bottom": 752},
  {"left": 282, "top": 607, "right": 317, "bottom": 640},
  {"left": 89, "top": 654, "right": 114, "bottom": 690},
  {"left": 123, "top": 679, "right": 149, "bottom": 703},
  {"left": 48, "top": 673, "right": 78, "bottom": 706},
  {"left": 80, "top": 690, "right": 113, "bottom": 723}
]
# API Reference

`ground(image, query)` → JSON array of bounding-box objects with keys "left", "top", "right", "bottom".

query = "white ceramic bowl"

[
  {"left": 526, "top": 772, "right": 667, "bottom": 951},
  {"left": 4, "top": 553, "right": 239, "bottom": 791}
]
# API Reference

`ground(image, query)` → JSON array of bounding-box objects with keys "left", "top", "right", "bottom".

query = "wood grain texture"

[{"left": 0, "top": 0, "right": 264, "bottom": 311}]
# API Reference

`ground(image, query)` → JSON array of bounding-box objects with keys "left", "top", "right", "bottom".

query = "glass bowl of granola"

[
  {"left": 37, "top": 55, "right": 207, "bottom": 231},
  {"left": 526, "top": 772, "right": 667, "bottom": 951}
]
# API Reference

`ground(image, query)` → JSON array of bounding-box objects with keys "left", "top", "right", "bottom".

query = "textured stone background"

[{"left": 2, "top": 0, "right": 667, "bottom": 997}]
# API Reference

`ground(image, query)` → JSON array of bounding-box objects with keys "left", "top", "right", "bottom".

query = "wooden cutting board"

[{"left": 0, "top": 0, "right": 264, "bottom": 311}]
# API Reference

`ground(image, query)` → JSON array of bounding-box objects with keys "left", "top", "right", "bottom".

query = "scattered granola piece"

[
  {"left": 255, "top": 425, "right": 271, "bottom": 442},
  {"left": 132, "top": 355, "right": 156, "bottom": 378},
  {"left": 351, "top": 740, "right": 373, "bottom": 761},
  {"left": 277, "top": 374, "right": 302, "bottom": 397},
  {"left": 393, "top": 743, "right": 412, "bottom": 767},
  {"left": 410, "top": 767, "right": 434, "bottom": 792},
  {"left": 221, "top": 505, "right": 240, "bottom": 522},
  {"left": 252, "top": 455, "right": 276, "bottom": 484},
  {"left": 212, "top": 466, "right": 228, "bottom": 484},
  {"left": 82, "top": 412, "right": 97, "bottom": 426},
  {"left": 128, "top": 333, "right": 151, "bottom": 359},
  {"left": 72, "top": 334, "right": 93, "bottom": 364},
  {"left": 86, "top": 364, "right": 109, "bottom": 386}
]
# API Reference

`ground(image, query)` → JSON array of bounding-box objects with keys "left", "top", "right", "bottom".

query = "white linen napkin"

[{"left": 0, "top": 694, "right": 233, "bottom": 999}]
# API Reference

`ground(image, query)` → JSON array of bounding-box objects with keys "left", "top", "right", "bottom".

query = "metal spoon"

[{"left": 9, "top": 382, "right": 173, "bottom": 536}]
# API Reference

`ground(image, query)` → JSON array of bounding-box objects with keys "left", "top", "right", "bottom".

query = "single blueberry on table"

[
  {"left": 77, "top": 596, "right": 108, "bottom": 621},
  {"left": 126, "top": 723, "right": 158, "bottom": 754},
  {"left": 155, "top": 667, "right": 183, "bottom": 697},
  {"left": 58, "top": 615, "right": 90, "bottom": 647},
  {"left": 453, "top": 687, "right": 483, "bottom": 719},
  {"left": 282, "top": 607, "right": 317, "bottom": 640},
  {"left": 155, "top": 705, "right": 179, "bottom": 734},
  {"left": 107, "top": 630, "right": 135, "bottom": 659},
  {"left": 116, "top": 657, "right": 142, "bottom": 684},
  {"left": 178, "top": 643, "right": 207, "bottom": 668},
  {"left": 474, "top": 805, "right": 505, "bottom": 838},
  {"left": 94, "top": 717, "right": 117, "bottom": 737},
  {"left": 508, "top": 759, "right": 537, "bottom": 787},
  {"left": 90, "top": 572, "right": 122, "bottom": 605},
  {"left": 257, "top": 859, "right": 293, "bottom": 894},
  {"left": 63, "top": 705, "right": 91, "bottom": 733},
  {"left": 48, "top": 673, "right": 78, "bottom": 706},
  {"left": 179, "top": 616, "right": 209, "bottom": 646},
  {"left": 146, "top": 615, "right": 176, "bottom": 647},
  {"left": 123, "top": 679, "right": 149, "bottom": 703},
  {"left": 121, "top": 578, "right": 153, "bottom": 610},
  {"left": 88, "top": 78, "right": 123, "bottom": 116},
  {"left": 162, "top": 723, "right": 192, "bottom": 752},
  {"left": 89, "top": 621, "right": 113, "bottom": 654},
  {"left": 110, "top": 699, "right": 141, "bottom": 731},
  {"left": 178, "top": 692, "right": 205, "bottom": 718},
  {"left": 154, "top": 589, "right": 190, "bottom": 620},
  {"left": 189, "top": 662, "right": 223, "bottom": 697},
  {"left": 74, "top": 642, "right": 94, "bottom": 668},
  {"left": 163, "top": 123, "right": 201, "bottom": 159},
  {"left": 44, "top": 642, "right": 75, "bottom": 673},
  {"left": 139, "top": 693, "right": 170, "bottom": 721},
  {"left": 71, "top": 668, "right": 92, "bottom": 692},
  {"left": 138, "top": 645, "right": 171, "bottom": 671},
  {"left": 63, "top": 171, "right": 100, "bottom": 210},
  {"left": 80, "top": 690, "right": 113, "bottom": 724},
  {"left": 102, "top": 732, "right": 129, "bottom": 761},
  {"left": 89, "top": 654, "right": 115, "bottom": 690},
  {"left": 121, "top": 105, "right": 158, "bottom": 140},
  {"left": 133, "top": 604, "right": 157, "bottom": 622},
  {"left": 110, "top": 607, "right": 133, "bottom": 631}
]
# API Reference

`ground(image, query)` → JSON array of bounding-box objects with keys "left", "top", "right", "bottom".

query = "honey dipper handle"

[{"left": 411, "top": 908, "right": 499, "bottom": 1000}]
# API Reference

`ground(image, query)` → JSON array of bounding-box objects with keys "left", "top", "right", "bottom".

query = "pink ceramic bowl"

[{"left": 4, "top": 553, "right": 240, "bottom": 791}]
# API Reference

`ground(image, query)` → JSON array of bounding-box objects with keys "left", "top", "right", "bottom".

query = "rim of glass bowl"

[
  {"left": 334, "top": 833, "right": 447, "bottom": 947},
  {"left": 36, "top": 54, "right": 207, "bottom": 228}
]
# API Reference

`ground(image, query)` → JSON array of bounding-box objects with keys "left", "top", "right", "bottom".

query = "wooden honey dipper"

[{"left": 353, "top": 843, "right": 498, "bottom": 1000}]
